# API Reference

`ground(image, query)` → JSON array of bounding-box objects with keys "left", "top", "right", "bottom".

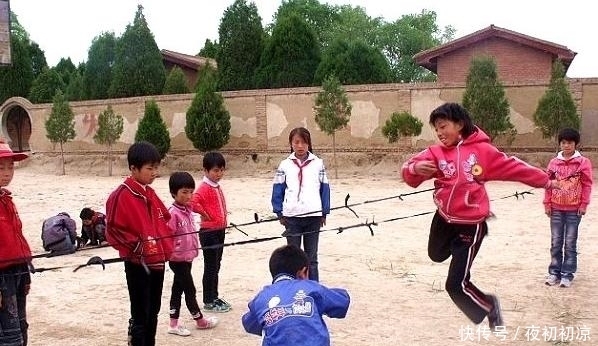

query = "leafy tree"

[
  {"left": 65, "top": 71, "right": 85, "bottom": 101},
  {"left": 94, "top": 105, "right": 124, "bottom": 176},
  {"left": 326, "top": 5, "right": 382, "bottom": 48},
  {"left": 379, "top": 10, "right": 454, "bottom": 82},
  {"left": 0, "top": 36, "right": 33, "bottom": 104},
  {"left": 462, "top": 56, "right": 514, "bottom": 142},
  {"left": 109, "top": 5, "right": 166, "bottom": 98},
  {"left": 135, "top": 99, "right": 170, "bottom": 159},
  {"left": 217, "top": 0, "right": 264, "bottom": 91},
  {"left": 28, "top": 68, "right": 66, "bottom": 103},
  {"left": 271, "top": 0, "right": 339, "bottom": 47},
  {"left": 315, "top": 39, "right": 390, "bottom": 85},
  {"left": 185, "top": 71, "right": 231, "bottom": 151},
  {"left": 54, "top": 58, "right": 76, "bottom": 86},
  {"left": 163, "top": 66, "right": 189, "bottom": 94},
  {"left": 83, "top": 32, "right": 117, "bottom": 100},
  {"left": 45, "top": 90, "right": 75, "bottom": 175},
  {"left": 198, "top": 39, "right": 219, "bottom": 59},
  {"left": 255, "top": 14, "right": 320, "bottom": 88},
  {"left": 533, "top": 60, "right": 580, "bottom": 144},
  {"left": 382, "top": 111, "right": 423, "bottom": 146},
  {"left": 28, "top": 42, "right": 48, "bottom": 80},
  {"left": 313, "top": 75, "right": 351, "bottom": 179}
]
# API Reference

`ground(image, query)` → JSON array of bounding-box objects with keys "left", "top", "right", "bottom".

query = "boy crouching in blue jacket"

[{"left": 242, "top": 245, "right": 350, "bottom": 346}]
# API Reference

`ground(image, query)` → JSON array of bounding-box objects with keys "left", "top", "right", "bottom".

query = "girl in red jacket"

[
  {"left": 401, "top": 103, "right": 559, "bottom": 330},
  {"left": 0, "top": 141, "right": 31, "bottom": 346},
  {"left": 191, "top": 152, "right": 231, "bottom": 313}
]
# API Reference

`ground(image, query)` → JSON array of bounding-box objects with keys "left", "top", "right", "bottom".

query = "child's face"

[
  {"left": 433, "top": 118, "right": 463, "bottom": 147},
  {"left": 173, "top": 187, "right": 194, "bottom": 206},
  {"left": 559, "top": 139, "right": 577, "bottom": 156},
  {"left": 131, "top": 163, "right": 159, "bottom": 185},
  {"left": 290, "top": 135, "right": 309, "bottom": 158},
  {"left": 205, "top": 166, "right": 225, "bottom": 183},
  {"left": 0, "top": 158, "right": 15, "bottom": 187}
]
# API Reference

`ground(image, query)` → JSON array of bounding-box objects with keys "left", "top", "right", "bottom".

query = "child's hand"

[
  {"left": 549, "top": 180, "right": 561, "bottom": 190},
  {"left": 545, "top": 207, "right": 551, "bottom": 217},
  {"left": 578, "top": 208, "right": 586, "bottom": 216},
  {"left": 320, "top": 217, "right": 326, "bottom": 227},
  {"left": 414, "top": 161, "right": 437, "bottom": 177},
  {"left": 279, "top": 216, "right": 287, "bottom": 226}
]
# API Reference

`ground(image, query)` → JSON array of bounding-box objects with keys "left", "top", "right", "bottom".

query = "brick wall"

[{"left": 437, "top": 37, "right": 553, "bottom": 83}]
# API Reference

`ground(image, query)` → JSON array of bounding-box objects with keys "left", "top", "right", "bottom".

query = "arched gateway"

[{"left": 0, "top": 97, "right": 32, "bottom": 152}]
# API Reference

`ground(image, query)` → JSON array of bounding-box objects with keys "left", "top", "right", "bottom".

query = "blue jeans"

[
  {"left": 285, "top": 216, "right": 321, "bottom": 282},
  {"left": 549, "top": 210, "right": 581, "bottom": 279},
  {"left": 0, "top": 264, "right": 30, "bottom": 346}
]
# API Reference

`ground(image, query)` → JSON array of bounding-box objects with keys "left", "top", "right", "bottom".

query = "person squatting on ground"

[
  {"left": 105, "top": 141, "right": 173, "bottom": 346},
  {"left": 191, "top": 151, "right": 231, "bottom": 313},
  {"left": 543, "top": 127, "right": 593, "bottom": 288},
  {"left": 242, "top": 245, "right": 350, "bottom": 346},
  {"left": 271, "top": 127, "right": 331, "bottom": 282},
  {"left": 41, "top": 212, "right": 77, "bottom": 256},
  {"left": 79, "top": 207, "right": 106, "bottom": 246},
  {"left": 401, "top": 102, "right": 560, "bottom": 330},
  {"left": 166, "top": 171, "right": 218, "bottom": 337},
  {"left": 0, "top": 141, "right": 32, "bottom": 346}
]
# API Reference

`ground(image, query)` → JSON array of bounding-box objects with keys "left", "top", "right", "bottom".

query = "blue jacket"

[
  {"left": 271, "top": 152, "right": 331, "bottom": 218},
  {"left": 242, "top": 274, "right": 350, "bottom": 346}
]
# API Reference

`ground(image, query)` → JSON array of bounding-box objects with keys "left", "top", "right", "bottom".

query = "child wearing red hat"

[{"left": 0, "top": 140, "right": 32, "bottom": 346}]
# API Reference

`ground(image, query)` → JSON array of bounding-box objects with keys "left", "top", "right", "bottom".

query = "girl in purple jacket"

[{"left": 166, "top": 172, "right": 218, "bottom": 336}]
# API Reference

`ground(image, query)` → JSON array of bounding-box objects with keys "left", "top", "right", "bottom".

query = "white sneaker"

[
  {"left": 196, "top": 316, "right": 219, "bottom": 329},
  {"left": 168, "top": 325, "right": 191, "bottom": 336},
  {"left": 545, "top": 274, "right": 559, "bottom": 286},
  {"left": 560, "top": 277, "right": 572, "bottom": 288}
]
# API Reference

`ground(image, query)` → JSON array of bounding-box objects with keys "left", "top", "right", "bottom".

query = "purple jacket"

[{"left": 167, "top": 203, "right": 199, "bottom": 262}]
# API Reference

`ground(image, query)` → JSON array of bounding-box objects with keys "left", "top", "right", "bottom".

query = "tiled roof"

[
  {"left": 414, "top": 25, "right": 577, "bottom": 73},
  {"left": 161, "top": 49, "right": 217, "bottom": 70}
]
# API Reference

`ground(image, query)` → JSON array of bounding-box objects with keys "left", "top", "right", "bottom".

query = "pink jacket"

[
  {"left": 167, "top": 203, "right": 199, "bottom": 262},
  {"left": 402, "top": 128, "right": 551, "bottom": 224},
  {"left": 191, "top": 176, "right": 227, "bottom": 231},
  {"left": 543, "top": 151, "right": 593, "bottom": 211}
]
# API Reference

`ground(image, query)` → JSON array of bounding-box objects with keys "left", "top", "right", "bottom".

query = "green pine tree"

[
  {"left": 94, "top": 105, "right": 124, "bottom": 176},
  {"left": 314, "top": 75, "right": 351, "bottom": 179},
  {"left": 45, "top": 90, "right": 75, "bottom": 175},
  {"left": 382, "top": 111, "right": 423, "bottom": 146},
  {"left": 135, "top": 99, "right": 170, "bottom": 159},
  {"left": 163, "top": 66, "right": 190, "bottom": 94},
  {"left": 533, "top": 60, "right": 580, "bottom": 145},
  {"left": 185, "top": 70, "right": 231, "bottom": 152}
]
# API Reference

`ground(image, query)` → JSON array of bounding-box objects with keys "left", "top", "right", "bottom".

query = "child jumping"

[
  {"left": 543, "top": 127, "right": 593, "bottom": 288},
  {"left": 0, "top": 141, "right": 31, "bottom": 346},
  {"left": 271, "top": 127, "right": 330, "bottom": 282},
  {"left": 166, "top": 171, "right": 218, "bottom": 336},
  {"left": 242, "top": 244, "right": 350, "bottom": 346},
  {"left": 191, "top": 152, "right": 231, "bottom": 312},
  {"left": 401, "top": 103, "right": 559, "bottom": 330},
  {"left": 105, "top": 141, "right": 173, "bottom": 346}
]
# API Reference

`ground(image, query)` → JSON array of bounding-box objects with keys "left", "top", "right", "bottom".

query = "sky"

[{"left": 9, "top": 0, "right": 597, "bottom": 77}]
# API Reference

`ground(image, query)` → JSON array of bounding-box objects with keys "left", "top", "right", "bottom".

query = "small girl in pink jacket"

[
  {"left": 166, "top": 172, "right": 218, "bottom": 336},
  {"left": 543, "top": 128, "right": 593, "bottom": 288}
]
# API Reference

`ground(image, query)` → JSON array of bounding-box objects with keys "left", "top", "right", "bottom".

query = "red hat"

[{"left": 0, "top": 141, "right": 28, "bottom": 161}]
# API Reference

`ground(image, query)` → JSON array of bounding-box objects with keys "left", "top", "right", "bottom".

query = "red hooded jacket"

[
  {"left": 105, "top": 177, "right": 172, "bottom": 267},
  {"left": 543, "top": 151, "right": 593, "bottom": 212},
  {"left": 0, "top": 188, "right": 32, "bottom": 270},
  {"left": 402, "top": 128, "right": 551, "bottom": 224},
  {"left": 191, "top": 176, "right": 227, "bottom": 231}
]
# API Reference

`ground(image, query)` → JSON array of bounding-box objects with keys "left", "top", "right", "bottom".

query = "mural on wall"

[
  {"left": 348, "top": 101, "right": 380, "bottom": 138},
  {"left": 74, "top": 113, "right": 138, "bottom": 144}
]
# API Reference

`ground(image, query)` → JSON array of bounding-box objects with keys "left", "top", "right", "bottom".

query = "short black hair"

[
  {"left": 203, "top": 151, "right": 226, "bottom": 171},
  {"left": 429, "top": 103, "right": 476, "bottom": 139},
  {"left": 128, "top": 141, "right": 161, "bottom": 170},
  {"left": 557, "top": 128, "right": 580, "bottom": 145},
  {"left": 269, "top": 245, "right": 309, "bottom": 278},
  {"left": 80, "top": 207, "right": 94, "bottom": 220},
  {"left": 169, "top": 171, "right": 195, "bottom": 195}
]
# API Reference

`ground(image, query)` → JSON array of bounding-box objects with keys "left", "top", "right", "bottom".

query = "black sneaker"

[
  {"left": 487, "top": 295, "right": 504, "bottom": 330},
  {"left": 215, "top": 297, "right": 232, "bottom": 309}
]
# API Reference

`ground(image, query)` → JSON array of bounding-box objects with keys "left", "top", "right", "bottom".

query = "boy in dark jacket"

[
  {"left": 41, "top": 212, "right": 77, "bottom": 256},
  {"left": 105, "top": 141, "right": 172, "bottom": 346},
  {"left": 79, "top": 207, "right": 106, "bottom": 246}
]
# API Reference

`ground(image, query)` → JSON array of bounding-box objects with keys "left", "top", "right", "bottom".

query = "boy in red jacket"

[
  {"left": 105, "top": 141, "right": 172, "bottom": 346},
  {"left": 0, "top": 141, "right": 31, "bottom": 346},
  {"left": 191, "top": 151, "right": 231, "bottom": 313}
]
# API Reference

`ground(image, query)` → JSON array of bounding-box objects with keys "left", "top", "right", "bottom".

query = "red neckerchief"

[{"left": 291, "top": 156, "right": 312, "bottom": 200}]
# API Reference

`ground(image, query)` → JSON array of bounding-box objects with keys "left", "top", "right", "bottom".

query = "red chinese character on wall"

[{"left": 82, "top": 113, "right": 98, "bottom": 138}]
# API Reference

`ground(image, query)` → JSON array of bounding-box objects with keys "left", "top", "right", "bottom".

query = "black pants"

[
  {"left": 124, "top": 261, "right": 164, "bottom": 346},
  {"left": 199, "top": 229, "right": 225, "bottom": 304},
  {"left": 285, "top": 216, "right": 321, "bottom": 281},
  {"left": 0, "top": 264, "right": 30, "bottom": 346},
  {"left": 168, "top": 261, "right": 202, "bottom": 320},
  {"left": 428, "top": 211, "right": 492, "bottom": 324}
]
